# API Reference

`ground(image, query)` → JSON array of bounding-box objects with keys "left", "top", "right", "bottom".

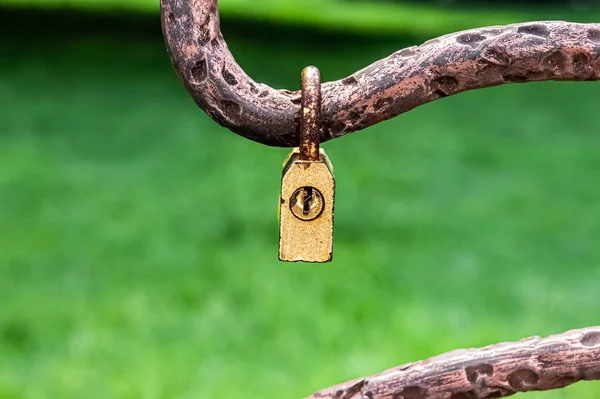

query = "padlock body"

[{"left": 279, "top": 149, "right": 335, "bottom": 263}]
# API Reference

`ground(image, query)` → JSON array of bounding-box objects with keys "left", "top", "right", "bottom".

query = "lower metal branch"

[{"left": 307, "top": 327, "right": 600, "bottom": 399}]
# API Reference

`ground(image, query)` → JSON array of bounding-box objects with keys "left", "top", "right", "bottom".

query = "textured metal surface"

[
  {"left": 307, "top": 327, "right": 600, "bottom": 399},
  {"left": 160, "top": 0, "right": 600, "bottom": 147}
]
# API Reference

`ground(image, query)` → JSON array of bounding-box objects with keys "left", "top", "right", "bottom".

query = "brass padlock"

[{"left": 279, "top": 67, "right": 335, "bottom": 263}]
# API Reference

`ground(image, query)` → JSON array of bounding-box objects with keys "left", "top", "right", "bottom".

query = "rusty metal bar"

[{"left": 160, "top": 1, "right": 600, "bottom": 147}]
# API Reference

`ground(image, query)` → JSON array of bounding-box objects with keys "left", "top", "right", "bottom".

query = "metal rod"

[
  {"left": 160, "top": 1, "right": 600, "bottom": 147},
  {"left": 299, "top": 66, "right": 322, "bottom": 162},
  {"left": 306, "top": 327, "right": 600, "bottom": 399}
]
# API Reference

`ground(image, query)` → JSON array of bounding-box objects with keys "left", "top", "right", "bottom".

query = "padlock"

[
  {"left": 279, "top": 67, "right": 335, "bottom": 263},
  {"left": 279, "top": 148, "right": 335, "bottom": 262}
]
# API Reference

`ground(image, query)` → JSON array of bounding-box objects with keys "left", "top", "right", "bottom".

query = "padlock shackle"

[
  {"left": 161, "top": 1, "right": 600, "bottom": 147},
  {"left": 299, "top": 67, "right": 322, "bottom": 162}
]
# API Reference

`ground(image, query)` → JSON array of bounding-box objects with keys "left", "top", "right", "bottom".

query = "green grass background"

[{"left": 0, "top": 4, "right": 599, "bottom": 399}]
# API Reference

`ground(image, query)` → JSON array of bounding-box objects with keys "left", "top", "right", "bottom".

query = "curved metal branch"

[
  {"left": 161, "top": 0, "right": 600, "bottom": 147},
  {"left": 307, "top": 327, "right": 600, "bottom": 399}
]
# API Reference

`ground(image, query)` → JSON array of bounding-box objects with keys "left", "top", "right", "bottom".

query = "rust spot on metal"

[
  {"left": 456, "top": 33, "right": 486, "bottom": 47},
  {"left": 581, "top": 331, "right": 600, "bottom": 347},
  {"left": 572, "top": 53, "right": 591, "bottom": 74},
  {"left": 197, "top": 29, "right": 211, "bottom": 46},
  {"left": 543, "top": 51, "right": 568, "bottom": 74},
  {"left": 465, "top": 364, "right": 493, "bottom": 383},
  {"left": 341, "top": 76, "right": 358, "bottom": 85},
  {"left": 480, "top": 47, "right": 511, "bottom": 67},
  {"left": 518, "top": 24, "right": 550, "bottom": 38},
  {"left": 221, "top": 65, "right": 238, "bottom": 86},
  {"left": 374, "top": 97, "right": 394, "bottom": 111},
  {"left": 248, "top": 83, "right": 259, "bottom": 94},
  {"left": 430, "top": 76, "right": 459, "bottom": 97},
  {"left": 191, "top": 59, "right": 208, "bottom": 83},
  {"left": 396, "top": 47, "right": 418, "bottom": 57},
  {"left": 507, "top": 369, "right": 539, "bottom": 391}
]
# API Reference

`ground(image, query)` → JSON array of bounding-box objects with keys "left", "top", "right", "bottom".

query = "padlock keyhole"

[
  {"left": 303, "top": 187, "right": 313, "bottom": 216},
  {"left": 290, "top": 186, "right": 324, "bottom": 221}
]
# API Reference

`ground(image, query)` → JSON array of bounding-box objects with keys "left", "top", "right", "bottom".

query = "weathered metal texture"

[
  {"left": 160, "top": 0, "right": 600, "bottom": 147},
  {"left": 307, "top": 327, "right": 600, "bottom": 399}
]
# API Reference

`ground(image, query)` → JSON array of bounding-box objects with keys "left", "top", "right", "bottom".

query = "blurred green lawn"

[
  {"left": 1, "top": 0, "right": 600, "bottom": 36},
  {"left": 0, "top": 7, "right": 599, "bottom": 399}
]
